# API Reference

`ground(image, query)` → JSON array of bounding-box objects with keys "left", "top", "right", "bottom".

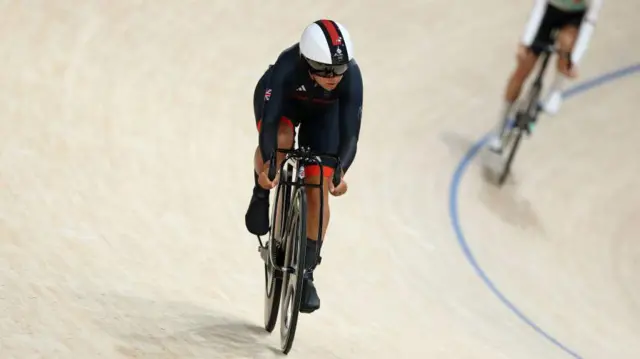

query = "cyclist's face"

[{"left": 311, "top": 74, "right": 343, "bottom": 91}]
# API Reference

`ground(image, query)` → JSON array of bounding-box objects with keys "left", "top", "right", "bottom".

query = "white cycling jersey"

[{"left": 521, "top": 0, "right": 604, "bottom": 64}]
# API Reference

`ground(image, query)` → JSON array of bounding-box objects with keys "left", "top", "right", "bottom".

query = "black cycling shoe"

[
  {"left": 245, "top": 186, "right": 270, "bottom": 236},
  {"left": 300, "top": 273, "right": 320, "bottom": 313}
]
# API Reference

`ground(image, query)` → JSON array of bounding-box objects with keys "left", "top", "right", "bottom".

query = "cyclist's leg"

[
  {"left": 248, "top": 118, "right": 295, "bottom": 237},
  {"left": 556, "top": 25, "right": 580, "bottom": 75},
  {"left": 296, "top": 104, "right": 340, "bottom": 313},
  {"left": 488, "top": 52, "right": 539, "bottom": 151},
  {"left": 245, "top": 72, "right": 296, "bottom": 237},
  {"left": 301, "top": 168, "right": 334, "bottom": 258},
  {"left": 542, "top": 11, "right": 585, "bottom": 115},
  {"left": 299, "top": 105, "right": 339, "bottom": 255},
  {"left": 488, "top": 4, "right": 553, "bottom": 151}
]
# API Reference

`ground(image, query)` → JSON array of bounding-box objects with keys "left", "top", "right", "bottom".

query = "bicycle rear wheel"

[
  {"left": 263, "top": 262, "right": 282, "bottom": 332},
  {"left": 279, "top": 186, "right": 307, "bottom": 354}
]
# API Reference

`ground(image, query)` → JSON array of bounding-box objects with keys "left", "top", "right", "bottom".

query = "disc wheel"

[{"left": 263, "top": 251, "right": 283, "bottom": 332}]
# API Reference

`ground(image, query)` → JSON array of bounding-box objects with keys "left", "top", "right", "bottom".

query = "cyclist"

[
  {"left": 245, "top": 20, "right": 364, "bottom": 313},
  {"left": 488, "top": 0, "right": 603, "bottom": 152}
]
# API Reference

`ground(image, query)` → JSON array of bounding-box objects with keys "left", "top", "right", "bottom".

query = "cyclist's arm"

[
  {"left": 520, "top": 0, "right": 548, "bottom": 47},
  {"left": 571, "top": 0, "right": 603, "bottom": 64},
  {"left": 337, "top": 62, "right": 364, "bottom": 175},
  {"left": 258, "top": 57, "right": 290, "bottom": 165}
]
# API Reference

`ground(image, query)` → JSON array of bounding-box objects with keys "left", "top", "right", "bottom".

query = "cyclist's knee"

[
  {"left": 513, "top": 51, "right": 537, "bottom": 81},
  {"left": 254, "top": 120, "right": 294, "bottom": 170},
  {"left": 556, "top": 26, "right": 579, "bottom": 75},
  {"left": 557, "top": 26, "right": 579, "bottom": 51},
  {"left": 274, "top": 127, "right": 294, "bottom": 168},
  {"left": 277, "top": 123, "right": 294, "bottom": 150}
]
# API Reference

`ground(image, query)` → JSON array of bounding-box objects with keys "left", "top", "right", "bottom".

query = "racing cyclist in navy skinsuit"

[{"left": 245, "top": 19, "right": 363, "bottom": 313}]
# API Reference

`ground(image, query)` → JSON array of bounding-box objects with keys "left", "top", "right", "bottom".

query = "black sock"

[
  {"left": 305, "top": 238, "right": 319, "bottom": 271},
  {"left": 253, "top": 170, "right": 268, "bottom": 195}
]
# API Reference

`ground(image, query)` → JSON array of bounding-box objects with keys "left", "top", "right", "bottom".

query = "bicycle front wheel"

[
  {"left": 279, "top": 187, "right": 307, "bottom": 354},
  {"left": 498, "top": 120, "right": 525, "bottom": 185}
]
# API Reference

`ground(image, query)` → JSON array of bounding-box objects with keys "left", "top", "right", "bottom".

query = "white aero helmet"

[{"left": 300, "top": 19, "right": 354, "bottom": 76}]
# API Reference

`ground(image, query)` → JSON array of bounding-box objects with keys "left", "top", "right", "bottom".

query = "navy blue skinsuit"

[{"left": 253, "top": 43, "right": 364, "bottom": 176}]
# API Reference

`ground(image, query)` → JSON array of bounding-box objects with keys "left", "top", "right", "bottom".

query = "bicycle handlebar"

[{"left": 267, "top": 148, "right": 342, "bottom": 188}]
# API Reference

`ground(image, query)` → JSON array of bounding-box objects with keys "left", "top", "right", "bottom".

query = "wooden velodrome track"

[{"left": 1, "top": 1, "right": 638, "bottom": 358}]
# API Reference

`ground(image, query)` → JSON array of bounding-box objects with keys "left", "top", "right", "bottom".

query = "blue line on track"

[{"left": 448, "top": 63, "right": 640, "bottom": 359}]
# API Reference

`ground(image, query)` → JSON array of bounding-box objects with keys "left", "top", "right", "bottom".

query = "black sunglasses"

[{"left": 305, "top": 58, "right": 349, "bottom": 77}]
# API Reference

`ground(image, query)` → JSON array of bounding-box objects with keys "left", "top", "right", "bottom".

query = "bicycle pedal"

[{"left": 525, "top": 123, "right": 536, "bottom": 136}]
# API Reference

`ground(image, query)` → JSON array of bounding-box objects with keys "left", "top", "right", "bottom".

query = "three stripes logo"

[{"left": 315, "top": 19, "right": 348, "bottom": 64}]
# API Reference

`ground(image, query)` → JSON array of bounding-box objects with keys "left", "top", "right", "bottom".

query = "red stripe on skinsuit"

[{"left": 320, "top": 20, "right": 341, "bottom": 46}]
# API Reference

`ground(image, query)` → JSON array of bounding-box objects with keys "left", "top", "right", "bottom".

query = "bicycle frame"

[
  {"left": 526, "top": 47, "right": 552, "bottom": 119},
  {"left": 517, "top": 40, "right": 569, "bottom": 129},
  {"left": 497, "top": 40, "right": 569, "bottom": 185},
  {"left": 264, "top": 147, "right": 342, "bottom": 274}
]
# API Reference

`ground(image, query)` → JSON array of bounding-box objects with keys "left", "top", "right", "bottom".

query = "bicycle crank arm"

[{"left": 256, "top": 235, "right": 267, "bottom": 249}]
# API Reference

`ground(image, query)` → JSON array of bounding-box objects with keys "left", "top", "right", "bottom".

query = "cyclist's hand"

[
  {"left": 329, "top": 177, "right": 348, "bottom": 197},
  {"left": 258, "top": 162, "right": 279, "bottom": 190}
]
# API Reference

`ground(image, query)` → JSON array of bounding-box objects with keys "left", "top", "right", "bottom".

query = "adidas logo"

[{"left": 296, "top": 85, "right": 306, "bottom": 92}]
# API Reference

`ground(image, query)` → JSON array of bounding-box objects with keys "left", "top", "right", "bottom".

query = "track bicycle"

[
  {"left": 255, "top": 146, "right": 341, "bottom": 354},
  {"left": 496, "top": 39, "right": 573, "bottom": 185}
]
